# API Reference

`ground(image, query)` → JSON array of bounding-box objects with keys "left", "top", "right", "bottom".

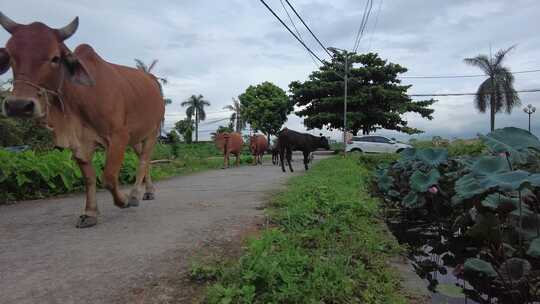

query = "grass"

[
  {"left": 410, "top": 138, "right": 485, "bottom": 156},
  {"left": 195, "top": 156, "right": 407, "bottom": 304},
  {"left": 151, "top": 154, "right": 255, "bottom": 181}
]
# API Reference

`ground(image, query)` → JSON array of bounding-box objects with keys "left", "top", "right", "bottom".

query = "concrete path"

[{"left": 0, "top": 154, "right": 328, "bottom": 304}]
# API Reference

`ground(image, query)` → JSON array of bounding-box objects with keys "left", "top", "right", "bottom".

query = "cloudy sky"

[{"left": 1, "top": 0, "right": 539, "bottom": 141}]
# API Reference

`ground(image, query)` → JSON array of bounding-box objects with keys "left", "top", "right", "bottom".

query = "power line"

[
  {"left": 400, "top": 69, "right": 540, "bottom": 79},
  {"left": 409, "top": 88, "right": 540, "bottom": 97},
  {"left": 353, "top": 0, "right": 374, "bottom": 52},
  {"left": 283, "top": 0, "right": 332, "bottom": 58},
  {"left": 352, "top": 0, "right": 369, "bottom": 51},
  {"left": 165, "top": 109, "right": 232, "bottom": 117},
  {"left": 199, "top": 117, "right": 231, "bottom": 126},
  {"left": 259, "top": 0, "right": 324, "bottom": 64},
  {"left": 368, "top": 0, "right": 383, "bottom": 51},
  {"left": 279, "top": 0, "right": 320, "bottom": 68}
]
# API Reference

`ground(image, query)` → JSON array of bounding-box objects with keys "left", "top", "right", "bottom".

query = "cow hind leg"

[
  {"left": 133, "top": 143, "right": 155, "bottom": 200},
  {"left": 103, "top": 135, "right": 129, "bottom": 208},
  {"left": 129, "top": 136, "right": 156, "bottom": 206},
  {"left": 74, "top": 154, "right": 98, "bottom": 228},
  {"left": 143, "top": 166, "right": 156, "bottom": 200},
  {"left": 279, "top": 147, "right": 286, "bottom": 172}
]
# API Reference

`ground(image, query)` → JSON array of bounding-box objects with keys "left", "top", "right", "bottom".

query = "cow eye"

[{"left": 51, "top": 56, "right": 61, "bottom": 64}]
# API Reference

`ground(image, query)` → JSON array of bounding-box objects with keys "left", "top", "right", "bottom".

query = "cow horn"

[
  {"left": 0, "top": 12, "right": 21, "bottom": 34},
  {"left": 56, "top": 17, "right": 79, "bottom": 41}
]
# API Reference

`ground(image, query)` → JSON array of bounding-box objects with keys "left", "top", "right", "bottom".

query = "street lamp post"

[
  {"left": 523, "top": 104, "right": 536, "bottom": 133},
  {"left": 327, "top": 47, "right": 352, "bottom": 153}
]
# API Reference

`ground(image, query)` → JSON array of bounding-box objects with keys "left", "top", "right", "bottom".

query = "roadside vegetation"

[
  {"left": 0, "top": 142, "right": 254, "bottom": 203},
  {"left": 193, "top": 156, "right": 409, "bottom": 303},
  {"left": 409, "top": 137, "right": 485, "bottom": 157},
  {"left": 375, "top": 127, "right": 540, "bottom": 302}
]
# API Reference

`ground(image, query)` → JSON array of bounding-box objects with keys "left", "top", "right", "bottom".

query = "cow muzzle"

[{"left": 2, "top": 96, "right": 41, "bottom": 118}]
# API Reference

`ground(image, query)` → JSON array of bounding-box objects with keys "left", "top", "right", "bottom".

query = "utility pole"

[
  {"left": 328, "top": 47, "right": 352, "bottom": 155},
  {"left": 524, "top": 104, "right": 536, "bottom": 133}
]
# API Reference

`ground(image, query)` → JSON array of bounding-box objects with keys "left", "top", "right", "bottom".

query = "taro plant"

[{"left": 374, "top": 127, "right": 540, "bottom": 302}]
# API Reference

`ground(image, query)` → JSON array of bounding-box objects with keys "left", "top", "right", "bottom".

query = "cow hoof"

[
  {"left": 76, "top": 215, "right": 97, "bottom": 228},
  {"left": 127, "top": 197, "right": 139, "bottom": 207},
  {"left": 143, "top": 192, "right": 155, "bottom": 200}
]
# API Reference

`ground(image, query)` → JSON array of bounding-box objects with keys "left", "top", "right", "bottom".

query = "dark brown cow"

[
  {"left": 215, "top": 132, "right": 243, "bottom": 168},
  {"left": 0, "top": 13, "right": 164, "bottom": 228},
  {"left": 249, "top": 134, "right": 268, "bottom": 165},
  {"left": 277, "top": 129, "right": 329, "bottom": 172}
]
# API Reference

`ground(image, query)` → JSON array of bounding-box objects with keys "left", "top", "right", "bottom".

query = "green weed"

[{"left": 204, "top": 156, "right": 407, "bottom": 304}]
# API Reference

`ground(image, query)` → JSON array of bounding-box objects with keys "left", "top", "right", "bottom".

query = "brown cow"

[
  {"left": 215, "top": 132, "right": 243, "bottom": 168},
  {"left": 0, "top": 13, "right": 164, "bottom": 228},
  {"left": 249, "top": 134, "right": 268, "bottom": 165}
]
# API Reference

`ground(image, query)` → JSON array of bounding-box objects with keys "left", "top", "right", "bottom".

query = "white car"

[{"left": 345, "top": 136, "right": 411, "bottom": 153}]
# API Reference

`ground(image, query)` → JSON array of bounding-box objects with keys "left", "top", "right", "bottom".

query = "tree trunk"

[
  {"left": 195, "top": 110, "right": 199, "bottom": 142},
  {"left": 490, "top": 77, "right": 495, "bottom": 132}
]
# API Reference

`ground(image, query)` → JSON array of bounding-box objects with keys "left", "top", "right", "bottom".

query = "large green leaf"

[
  {"left": 480, "top": 127, "right": 540, "bottom": 164},
  {"left": 454, "top": 156, "right": 540, "bottom": 204},
  {"left": 481, "top": 193, "right": 518, "bottom": 213},
  {"left": 376, "top": 169, "right": 394, "bottom": 193},
  {"left": 415, "top": 148, "right": 448, "bottom": 167},
  {"left": 465, "top": 212, "right": 501, "bottom": 242},
  {"left": 410, "top": 169, "right": 441, "bottom": 192},
  {"left": 398, "top": 147, "right": 448, "bottom": 167},
  {"left": 497, "top": 258, "right": 531, "bottom": 283},
  {"left": 402, "top": 192, "right": 424, "bottom": 209},
  {"left": 463, "top": 258, "right": 497, "bottom": 279},
  {"left": 526, "top": 238, "right": 540, "bottom": 258}
]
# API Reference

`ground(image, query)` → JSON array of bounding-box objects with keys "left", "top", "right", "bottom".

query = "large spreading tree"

[
  {"left": 239, "top": 81, "right": 293, "bottom": 141},
  {"left": 290, "top": 52, "right": 435, "bottom": 135}
]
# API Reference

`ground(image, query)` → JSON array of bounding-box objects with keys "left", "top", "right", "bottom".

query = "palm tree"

[
  {"left": 223, "top": 98, "right": 246, "bottom": 133},
  {"left": 181, "top": 94, "right": 210, "bottom": 142},
  {"left": 134, "top": 59, "right": 172, "bottom": 138},
  {"left": 134, "top": 59, "right": 168, "bottom": 85},
  {"left": 464, "top": 46, "right": 520, "bottom": 131}
]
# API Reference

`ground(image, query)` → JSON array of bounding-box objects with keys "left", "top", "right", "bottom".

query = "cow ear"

[
  {"left": 0, "top": 48, "right": 10, "bottom": 75},
  {"left": 63, "top": 53, "right": 94, "bottom": 86}
]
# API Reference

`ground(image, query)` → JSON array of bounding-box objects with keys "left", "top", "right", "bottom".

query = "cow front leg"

[
  {"left": 303, "top": 151, "right": 310, "bottom": 170},
  {"left": 222, "top": 151, "right": 229, "bottom": 169},
  {"left": 75, "top": 157, "right": 98, "bottom": 228},
  {"left": 103, "top": 138, "right": 129, "bottom": 208},
  {"left": 235, "top": 152, "right": 240, "bottom": 166},
  {"left": 129, "top": 137, "right": 156, "bottom": 206},
  {"left": 286, "top": 148, "right": 294, "bottom": 172}
]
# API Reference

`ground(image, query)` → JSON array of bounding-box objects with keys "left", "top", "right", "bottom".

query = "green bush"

[
  {"left": 0, "top": 149, "right": 139, "bottom": 203},
  {"left": 0, "top": 143, "right": 258, "bottom": 203}
]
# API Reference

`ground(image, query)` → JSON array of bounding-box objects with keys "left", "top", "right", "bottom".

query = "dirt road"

[{"left": 0, "top": 154, "right": 329, "bottom": 304}]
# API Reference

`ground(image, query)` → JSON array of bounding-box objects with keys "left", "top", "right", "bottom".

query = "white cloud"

[{"left": 1, "top": 0, "right": 540, "bottom": 140}]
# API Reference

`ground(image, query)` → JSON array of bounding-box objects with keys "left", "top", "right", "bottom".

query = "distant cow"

[
  {"left": 277, "top": 129, "right": 330, "bottom": 172},
  {"left": 215, "top": 132, "right": 243, "bottom": 168},
  {"left": 249, "top": 134, "right": 268, "bottom": 165},
  {"left": 270, "top": 142, "right": 280, "bottom": 165},
  {"left": 0, "top": 13, "right": 164, "bottom": 228}
]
